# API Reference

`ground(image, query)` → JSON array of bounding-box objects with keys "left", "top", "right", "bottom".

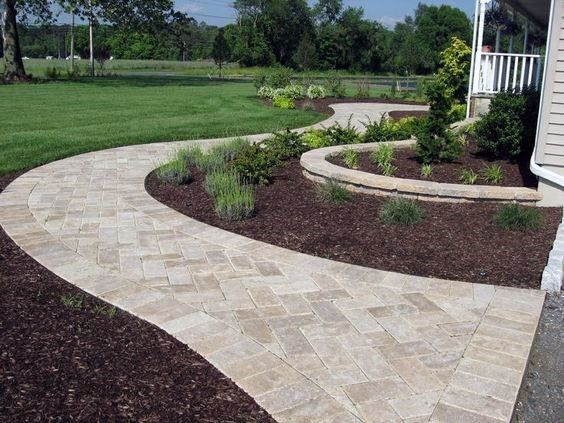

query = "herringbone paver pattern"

[{"left": 0, "top": 104, "right": 545, "bottom": 422}]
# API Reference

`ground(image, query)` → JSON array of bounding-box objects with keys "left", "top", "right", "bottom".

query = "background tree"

[{"left": 211, "top": 28, "right": 230, "bottom": 78}]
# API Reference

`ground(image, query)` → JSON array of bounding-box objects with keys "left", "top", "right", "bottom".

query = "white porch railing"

[{"left": 473, "top": 52, "right": 543, "bottom": 94}]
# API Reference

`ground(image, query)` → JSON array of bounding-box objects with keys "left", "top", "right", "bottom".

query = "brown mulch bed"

[
  {"left": 263, "top": 97, "right": 427, "bottom": 116},
  {"left": 0, "top": 174, "right": 274, "bottom": 421},
  {"left": 146, "top": 160, "right": 560, "bottom": 289},
  {"left": 329, "top": 142, "right": 538, "bottom": 188}
]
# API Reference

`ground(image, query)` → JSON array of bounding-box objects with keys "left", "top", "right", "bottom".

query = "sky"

[{"left": 176, "top": 0, "right": 475, "bottom": 28}]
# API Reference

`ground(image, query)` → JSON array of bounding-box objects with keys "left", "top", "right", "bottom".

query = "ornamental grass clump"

[
  {"left": 156, "top": 157, "right": 192, "bottom": 185},
  {"left": 342, "top": 148, "right": 360, "bottom": 169},
  {"left": 315, "top": 179, "right": 351, "bottom": 203},
  {"left": 481, "top": 164, "right": 504, "bottom": 185},
  {"left": 494, "top": 204, "right": 543, "bottom": 231},
  {"left": 420, "top": 164, "right": 433, "bottom": 178},
  {"left": 214, "top": 184, "right": 255, "bottom": 221},
  {"left": 210, "top": 138, "right": 250, "bottom": 163},
  {"left": 205, "top": 168, "right": 241, "bottom": 198},
  {"left": 380, "top": 198, "right": 425, "bottom": 226},
  {"left": 371, "top": 144, "right": 394, "bottom": 169},
  {"left": 459, "top": 168, "right": 478, "bottom": 185}
]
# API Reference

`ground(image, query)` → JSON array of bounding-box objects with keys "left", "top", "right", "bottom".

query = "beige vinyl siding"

[{"left": 537, "top": 0, "right": 564, "bottom": 167}]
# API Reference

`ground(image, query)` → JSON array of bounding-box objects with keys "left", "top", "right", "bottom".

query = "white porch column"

[
  {"left": 472, "top": 0, "right": 492, "bottom": 94},
  {"left": 523, "top": 22, "right": 529, "bottom": 54}
]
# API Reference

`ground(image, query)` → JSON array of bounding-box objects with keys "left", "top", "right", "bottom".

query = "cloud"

[
  {"left": 177, "top": 1, "right": 205, "bottom": 14},
  {"left": 378, "top": 16, "right": 403, "bottom": 29}
]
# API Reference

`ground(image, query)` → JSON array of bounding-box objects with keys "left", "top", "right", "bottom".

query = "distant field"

[{"left": 0, "top": 75, "right": 325, "bottom": 175}]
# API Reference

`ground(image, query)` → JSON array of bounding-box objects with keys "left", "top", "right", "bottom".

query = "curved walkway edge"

[{"left": 0, "top": 103, "right": 545, "bottom": 422}]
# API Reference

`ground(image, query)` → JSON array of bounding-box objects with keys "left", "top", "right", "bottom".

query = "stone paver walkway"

[{"left": 0, "top": 104, "right": 545, "bottom": 422}]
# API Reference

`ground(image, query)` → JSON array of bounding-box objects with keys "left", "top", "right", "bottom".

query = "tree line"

[{"left": 1, "top": 0, "right": 473, "bottom": 81}]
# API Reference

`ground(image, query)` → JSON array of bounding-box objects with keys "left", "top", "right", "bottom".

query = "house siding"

[{"left": 536, "top": 0, "right": 564, "bottom": 166}]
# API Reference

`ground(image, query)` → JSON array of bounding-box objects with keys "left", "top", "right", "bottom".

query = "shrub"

[
  {"left": 475, "top": 89, "right": 540, "bottom": 159},
  {"left": 342, "top": 148, "right": 360, "bottom": 169},
  {"left": 261, "top": 129, "right": 309, "bottom": 160},
  {"left": 266, "top": 67, "right": 294, "bottom": 88},
  {"left": 307, "top": 85, "right": 326, "bottom": 99},
  {"left": 416, "top": 80, "right": 464, "bottom": 164},
  {"left": 214, "top": 184, "right": 255, "bottom": 221},
  {"left": 273, "top": 95, "right": 295, "bottom": 109},
  {"left": 258, "top": 86, "right": 275, "bottom": 99},
  {"left": 363, "top": 116, "right": 420, "bottom": 143},
  {"left": 179, "top": 146, "right": 205, "bottom": 167},
  {"left": 323, "top": 120, "right": 361, "bottom": 145},
  {"left": 156, "top": 157, "right": 192, "bottom": 185},
  {"left": 380, "top": 198, "right": 425, "bottom": 226},
  {"left": 325, "top": 73, "right": 346, "bottom": 98},
  {"left": 44, "top": 66, "right": 60, "bottom": 79},
  {"left": 232, "top": 143, "right": 279, "bottom": 185},
  {"left": 459, "top": 168, "right": 478, "bottom": 185},
  {"left": 193, "top": 149, "right": 227, "bottom": 173},
  {"left": 481, "top": 164, "right": 504, "bottom": 184},
  {"left": 420, "top": 164, "right": 433, "bottom": 178},
  {"left": 205, "top": 168, "right": 241, "bottom": 198},
  {"left": 315, "top": 180, "right": 351, "bottom": 203},
  {"left": 302, "top": 129, "right": 331, "bottom": 149},
  {"left": 283, "top": 84, "right": 305, "bottom": 100},
  {"left": 448, "top": 104, "right": 467, "bottom": 123},
  {"left": 494, "top": 204, "right": 543, "bottom": 231},
  {"left": 371, "top": 144, "right": 394, "bottom": 168}
]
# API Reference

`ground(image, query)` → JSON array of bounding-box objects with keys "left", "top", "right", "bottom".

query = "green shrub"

[
  {"left": 156, "top": 157, "right": 192, "bottom": 185},
  {"left": 420, "top": 164, "right": 433, "bottom": 178},
  {"left": 315, "top": 180, "right": 351, "bottom": 203},
  {"left": 307, "top": 85, "right": 326, "bottom": 99},
  {"left": 205, "top": 168, "right": 241, "bottom": 198},
  {"left": 214, "top": 184, "right": 255, "bottom": 221},
  {"left": 257, "top": 86, "right": 275, "bottom": 99},
  {"left": 371, "top": 144, "right": 394, "bottom": 168},
  {"left": 323, "top": 121, "right": 361, "bottom": 145},
  {"left": 459, "top": 168, "right": 478, "bottom": 185},
  {"left": 494, "top": 204, "right": 543, "bottom": 231},
  {"left": 355, "top": 80, "right": 370, "bottom": 98},
  {"left": 481, "top": 164, "right": 504, "bottom": 184},
  {"left": 273, "top": 95, "right": 295, "bottom": 109},
  {"left": 342, "top": 148, "right": 360, "bottom": 169},
  {"left": 261, "top": 129, "right": 309, "bottom": 160},
  {"left": 283, "top": 84, "right": 305, "bottom": 100},
  {"left": 475, "top": 89, "right": 540, "bottom": 159},
  {"left": 325, "top": 73, "right": 346, "bottom": 98},
  {"left": 266, "top": 67, "right": 294, "bottom": 89},
  {"left": 416, "top": 80, "right": 464, "bottom": 164},
  {"left": 194, "top": 150, "right": 227, "bottom": 173},
  {"left": 448, "top": 104, "right": 467, "bottom": 123},
  {"left": 363, "top": 116, "right": 420, "bottom": 143},
  {"left": 302, "top": 129, "right": 331, "bottom": 149},
  {"left": 232, "top": 143, "right": 279, "bottom": 185},
  {"left": 44, "top": 66, "right": 60, "bottom": 79},
  {"left": 380, "top": 198, "right": 425, "bottom": 226}
]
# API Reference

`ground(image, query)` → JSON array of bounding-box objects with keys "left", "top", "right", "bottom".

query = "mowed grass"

[{"left": 0, "top": 76, "right": 325, "bottom": 175}]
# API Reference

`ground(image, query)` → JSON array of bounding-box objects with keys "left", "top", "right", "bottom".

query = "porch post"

[
  {"left": 467, "top": 0, "right": 481, "bottom": 117},
  {"left": 472, "top": 0, "right": 492, "bottom": 94},
  {"left": 523, "top": 22, "right": 529, "bottom": 54}
]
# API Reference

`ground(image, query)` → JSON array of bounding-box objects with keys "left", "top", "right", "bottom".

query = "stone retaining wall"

[
  {"left": 541, "top": 211, "right": 564, "bottom": 291},
  {"left": 300, "top": 141, "right": 543, "bottom": 204}
]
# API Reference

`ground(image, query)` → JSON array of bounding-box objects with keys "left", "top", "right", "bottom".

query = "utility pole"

[{"left": 89, "top": 0, "right": 94, "bottom": 77}]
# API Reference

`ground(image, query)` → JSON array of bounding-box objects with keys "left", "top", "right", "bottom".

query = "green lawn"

[{"left": 0, "top": 76, "right": 325, "bottom": 175}]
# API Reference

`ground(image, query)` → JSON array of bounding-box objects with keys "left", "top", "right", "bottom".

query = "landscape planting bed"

[
  {"left": 146, "top": 159, "right": 561, "bottom": 289},
  {"left": 329, "top": 141, "right": 537, "bottom": 188}
]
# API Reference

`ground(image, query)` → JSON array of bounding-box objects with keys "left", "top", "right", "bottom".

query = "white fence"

[{"left": 473, "top": 52, "right": 543, "bottom": 94}]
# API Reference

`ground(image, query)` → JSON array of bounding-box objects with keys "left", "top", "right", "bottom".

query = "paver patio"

[{"left": 0, "top": 103, "right": 546, "bottom": 422}]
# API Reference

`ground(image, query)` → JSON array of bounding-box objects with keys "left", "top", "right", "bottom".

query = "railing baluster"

[
  {"left": 534, "top": 57, "right": 542, "bottom": 89},
  {"left": 513, "top": 55, "right": 519, "bottom": 90},
  {"left": 505, "top": 56, "right": 511, "bottom": 91},
  {"left": 519, "top": 56, "right": 527, "bottom": 90},
  {"left": 527, "top": 56, "right": 535, "bottom": 87},
  {"left": 498, "top": 56, "right": 504, "bottom": 92}
]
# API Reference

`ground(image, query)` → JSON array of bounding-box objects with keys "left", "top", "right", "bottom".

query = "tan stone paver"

[{"left": 0, "top": 103, "right": 545, "bottom": 422}]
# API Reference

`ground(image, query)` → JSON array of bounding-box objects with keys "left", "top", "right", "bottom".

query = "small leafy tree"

[
  {"left": 212, "top": 28, "right": 231, "bottom": 79},
  {"left": 416, "top": 80, "right": 464, "bottom": 163},
  {"left": 436, "top": 36, "right": 471, "bottom": 102},
  {"left": 94, "top": 44, "right": 111, "bottom": 75}
]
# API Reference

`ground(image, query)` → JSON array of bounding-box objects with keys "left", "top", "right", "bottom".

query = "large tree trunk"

[{"left": 1, "top": 0, "right": 29, "bottom": 81}]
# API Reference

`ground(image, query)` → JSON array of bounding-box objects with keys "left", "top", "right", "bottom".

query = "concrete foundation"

[{"left": 469, "top": 95, "right": 492, "bottom": 118}]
